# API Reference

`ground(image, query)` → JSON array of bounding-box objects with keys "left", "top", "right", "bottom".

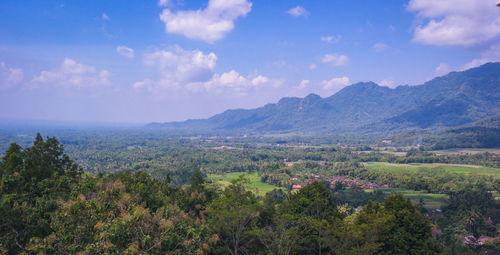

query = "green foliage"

[
  {"left": 0, "top": 133, "right": 81, "bottom": 254},
  {"left": 207, "top": 176, "right": 262, "bottom": 255},
  {"left": 0, "top": 134, "right": 498, "bottom": 254},
  {"left": 29, "top": 173, "right": 214, "bottom": 254}
]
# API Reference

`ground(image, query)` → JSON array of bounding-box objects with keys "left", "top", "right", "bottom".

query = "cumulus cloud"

[
  {"left": 0, "top": 62, "right": 23, "bottom": 89},
  {"left": 321, "top": 35, "right": 341, "bottom": 43},
  {"left": 116, "top": 45, "right": 135, "bottom": 58},
  {"left": 378, "top": 78, "right": 397, "bottom": 88},
  {"left": 322, "top": 77, "right": 350, "bottom": 92},
  {"left": 287, "top": 6, "right": 309, "bottom": 17},
  {"left": 321, "top": 54, "right": 349, "bottom": 67},
  {"left": 435, "top": 63, "right": 452, "bottom": 76},
  {"left": 133, "top": 79, "right": 154, "bottom": 89},
  {"left": 372, "top": 43, "right": 388, "bottom": 52},
  {"left": 309, "top": 63, "right": 317, "bottom": 70},
  {"left": 297, "top": 80, "right": 310, "bottom": 89},
  {"left": 186, "top": 70, "right": 278, "bottom": 95},
  {"left": 32, "top": 58, "right": 111, "bottom": 88},
  {"left": 136, "top": 46, "right": 280, "bottom": 94},
  {"left": 159, "top": 0, "right": 252, "bottom": 43},
  {"left": 251, "top": 75, "right": 269, "bottom": 86},
  {"left": 158, "top": 0, "right": 173, "bottom": 7},
  {"left": 461, "top": 42, "right": 500, "bottom": 70},
  {"left": 144, "top": 46, "right": 217, "bottom": 84},
  {"left": 102, "top": 13, "right": 109, "bottom": 20},
  {"left": 407, "top": 0, "right": 500, "bottom": 46}
]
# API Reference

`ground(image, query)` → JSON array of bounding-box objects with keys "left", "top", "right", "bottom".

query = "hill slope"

[{"left": 149, "top": 63, "right": 500, "bottom": 134}]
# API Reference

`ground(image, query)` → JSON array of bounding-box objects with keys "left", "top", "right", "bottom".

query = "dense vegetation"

[
  {"left": 1, "top": 134, "right": 499, "bottom": 254},
  {"left": 390, "top": 126, "right": 500, "bottom": 149}
]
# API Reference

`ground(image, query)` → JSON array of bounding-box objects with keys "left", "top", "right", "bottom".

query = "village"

[{"left": 291, "top": 172, "right": 390, "bottom": 190}]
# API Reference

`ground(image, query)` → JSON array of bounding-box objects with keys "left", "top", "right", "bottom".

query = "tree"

[
  {"left": 253, "top": 214, "right": 300, "bottom": 255},
  {"left": 0, "top": 134, "right": 81, "bottom": 254},
  {"left": 207, "top": 175, "right": 262, "bottom": 255},
  {"left": 0, "top": 143, "right": 22, "bottom": 176},
  {"left": 356, "top": 195, "right": 441, "bottom": 255},
  {"left": 190, "top": 170, "right": 205, "bottom": 192},
  {"left": 282, "top": 182, "right": 341, "bottom": 254},
  {"left": 28, "top": 173, "right": 214, "bottom": 254}
]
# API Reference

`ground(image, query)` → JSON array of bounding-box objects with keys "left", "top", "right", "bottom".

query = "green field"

[
  {"left": 365, "top": 162, "right": 500, "bottom": 176},
  {"left": 366, "top": 187, "right": 448, "bottom": 209},
  {"left": 431, "top": 148, "right": 500, "bottom": 155},
  {"left": 208, "top": 171, "right": 284, "bottom": 196}
]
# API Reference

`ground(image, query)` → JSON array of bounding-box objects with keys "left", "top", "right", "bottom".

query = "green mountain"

[{"left": 148, "top": 62, "right": 500, "bottom": 134}]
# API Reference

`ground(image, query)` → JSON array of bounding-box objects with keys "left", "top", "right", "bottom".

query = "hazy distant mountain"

[{"left": 148, "top": 63, "right": 500, "bottom": 134}]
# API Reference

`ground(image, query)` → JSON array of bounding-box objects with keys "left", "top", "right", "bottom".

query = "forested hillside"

[
  {"left": 1, "top": 135, "right": 499, "bottom": 254},
  {"left": 150, "top": 63, "right": 500, "bottom": 134}
]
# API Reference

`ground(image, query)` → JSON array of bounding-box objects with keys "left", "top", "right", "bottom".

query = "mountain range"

[{"left": 148, "top": 62, "right": 500, "bottom": 134}]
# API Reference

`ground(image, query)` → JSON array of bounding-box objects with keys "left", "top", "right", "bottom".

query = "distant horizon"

[
  {"left": 0, "top": 61, "right": 497, "bottom": 125},
  {"left": 1, "top": 0, "right": 499, "bottom": 123}
]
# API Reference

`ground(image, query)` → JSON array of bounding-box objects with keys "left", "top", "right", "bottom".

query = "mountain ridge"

[{"left": 148, "top": 62, "right": 500, "bottom": 134}]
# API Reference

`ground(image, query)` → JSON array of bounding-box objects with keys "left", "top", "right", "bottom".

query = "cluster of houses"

[
  {"left": 462, "top": 235, "right": 498, "bottom": 246},
  {"left": 291, "top": 172, "right": 389, "bottom": 190},
  {"left": 428, "top": 212, "right": 498, "bottom": 247}
]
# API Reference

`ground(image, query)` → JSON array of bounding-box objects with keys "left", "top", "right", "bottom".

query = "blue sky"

[{"left": 0, "top": 0, "right": 499, "bottom": 123}]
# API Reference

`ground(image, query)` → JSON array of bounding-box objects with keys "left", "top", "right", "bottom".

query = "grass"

[
  {"left": 431, "top": 148, "right": 500, "bottom": 155},
  {"left": 365, "top": 162, "right": 500, "bottom": 177},
  {"left": 366, "top": 187, "right": 449, "bottom": 209},
  {"left": 208, "top": 171, "right": 284, "bottom": 196}
]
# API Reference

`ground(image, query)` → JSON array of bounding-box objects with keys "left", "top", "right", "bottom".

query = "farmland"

[
  {"left": 368, "top": 188, "right": 448, "bottom": 209},
  {"left": 364, "top": 162, "right": 500, "bottom": 176},
  {"left": 208, "top": 171, "right": 284, "bottom": 196}
]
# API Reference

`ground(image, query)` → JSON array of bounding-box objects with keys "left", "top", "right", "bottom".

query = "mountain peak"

[
  {"left": 151, "top": 63, "right": 500, "bottom": 133},
  {"left": 304, "top": 93, "right": 322, "bottom": 100}
]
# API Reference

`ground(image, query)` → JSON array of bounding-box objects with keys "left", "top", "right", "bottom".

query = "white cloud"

[
  {"left": 136, "top": 46, "right": 280, "bottom": 94},
  {"left": 0, "top": 62, "right": 23, "bottom": 89},
  {"left": 322, "top": 77, "right": 350, "bottom": 92},
  {"left": 321, "top": 35, "right": 341, "bottom": 43},
  {"left": 251, "top": 75, "right": 269, "bottom": 86},
  {"left": 372, "top": 43, "right": 388, "bottom": 52},
  {"left": 378, "top": 78, "right": 397, "bottom": 88},
  {"left": 186, "top": 70, "right": 280, "bottom": 95},
  {"left": 133, "top": 79, "right": 154, "bottom": 89},
  {"left": 102, "top": 13, "right": 109, "bottom": 20},
  {"left": 144, "top": 46, "right": 217, "bottom": 84},
  {"left": 321, "top": 54, "right": 349, "bottom": 67},
  {"left": 158, "top": 0, "right": 173, "bottom": 7},
  {"left": 159, "top": 0, "right": 252, "bottom": 43},
  {"left": 32, "top": 58, "right": 111, "bottom": 88},
  {"left": 116, "top": 45, "right": 135, "bottom": 58},
  {"left": 461, "top": 42, "right": 500, "bottom": 70},
  {"left": 309, "top": 63, "right": 317, "bottom": 70},
  {"left": 297, "top": 80, "right": 310, "bottom": 89},
  {"left": 435, "top": 63, "right": 452, "bottom": 76},
  {"left": 407, "top": 0, "right": 500, "bottom": 46},
  {"left": 287, "top": 6, "right": 309, "bottom": 17}
]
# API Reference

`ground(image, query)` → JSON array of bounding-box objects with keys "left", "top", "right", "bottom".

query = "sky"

[{"left": 1, "top": 0, "right": 499, "bottom": 123}]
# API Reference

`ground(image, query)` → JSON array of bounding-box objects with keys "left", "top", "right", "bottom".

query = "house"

[
  {"left": 462, "top": 235, "right": 497, "bottom": 246},
  {"left": 431, "top": 227, "right": 442, "bottom": 238}
]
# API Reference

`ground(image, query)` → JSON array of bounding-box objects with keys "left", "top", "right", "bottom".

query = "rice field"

[
  {"left": 208, "top": 171, "right": 284, "bottom": 196},
  {"left": 366, "top": 187, "right": 448, "bottom": 209},
  {"left": 364, "top": 162, "right": 500, "bottom": 176}
]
